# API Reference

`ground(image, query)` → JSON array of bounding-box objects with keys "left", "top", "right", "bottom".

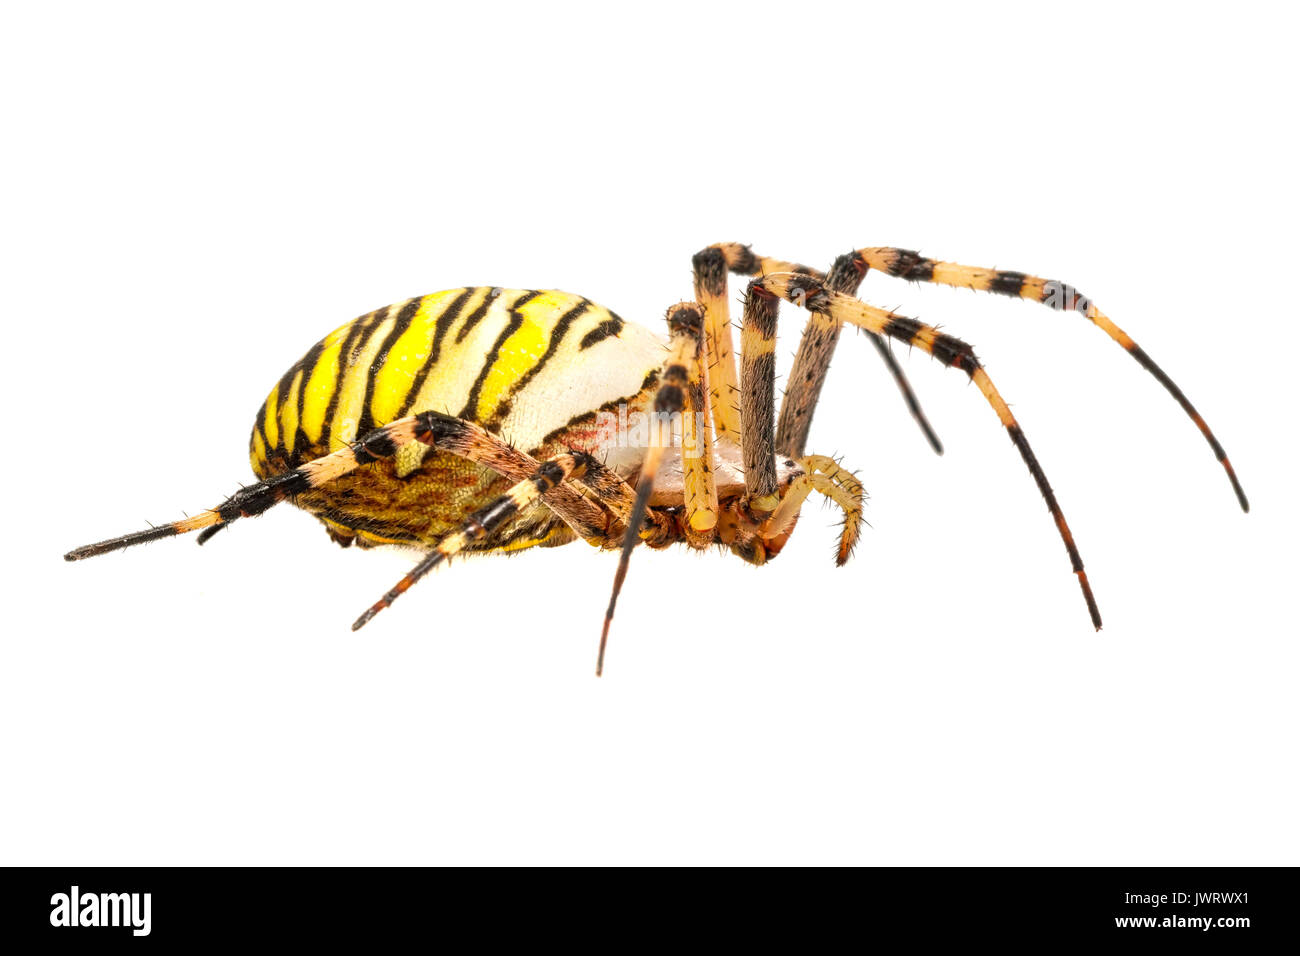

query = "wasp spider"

[{"left": 66, "top": 244, "right": 1247, "bottom": 673}]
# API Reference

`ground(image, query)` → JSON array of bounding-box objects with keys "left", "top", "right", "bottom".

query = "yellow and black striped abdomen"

[{"left": 250, "top": 287, "right": 663, "bottom": 550}]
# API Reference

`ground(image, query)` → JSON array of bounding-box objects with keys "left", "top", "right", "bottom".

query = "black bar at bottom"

[{"left": 0, "top": 866, "right": 1291, "bottom": 944}]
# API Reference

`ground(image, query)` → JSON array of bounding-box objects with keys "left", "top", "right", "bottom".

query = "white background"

[{"left": 3, "top": 2, "right": 1296, "bottom": 865}]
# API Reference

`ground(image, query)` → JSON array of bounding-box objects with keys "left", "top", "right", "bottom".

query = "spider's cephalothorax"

[{"left": 66, "top": 244, "right": 1248, "bottom": 673}]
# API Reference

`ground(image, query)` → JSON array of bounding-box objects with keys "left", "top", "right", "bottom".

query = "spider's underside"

[{"left": 65, "top": 243, "right": 1247, "bottom": 674}]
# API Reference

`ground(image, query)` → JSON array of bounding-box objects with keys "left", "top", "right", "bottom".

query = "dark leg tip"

[
  {"left": 1077, "top": 570, "right": 1102, "bottom": 631},
  {"left": 1221, "top": 459, "right": 1249, "bottom": 513},
  {"left": 915, "top": 412, "right": 944, "bottom": 456}
]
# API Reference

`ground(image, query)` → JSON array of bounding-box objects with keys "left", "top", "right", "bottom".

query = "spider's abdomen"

[{"left": 250, "top": 287, "right": 663, "bottom": 549}]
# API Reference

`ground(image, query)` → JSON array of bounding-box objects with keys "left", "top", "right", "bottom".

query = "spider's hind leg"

[
  {"left": 63, "top": 416, "right": 449, "bottom": 562},
  {"left": 351, "top": 451, "right": 591, "bottom": 631},
  {"left": 64, "top": 411, "right": 620, "bottom": 562}
]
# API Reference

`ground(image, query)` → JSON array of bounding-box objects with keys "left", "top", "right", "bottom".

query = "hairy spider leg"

[{"left": 751, "top": 272, "right": 1103, "bottom": 631}]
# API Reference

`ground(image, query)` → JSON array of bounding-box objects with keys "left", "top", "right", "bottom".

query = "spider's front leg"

[
  {"left": 748, "top": 272, "right": 1103, "bottom": 631},
  {"left": 730, "top": 284, "right": 866, "bottom": 566},
  {"left": 856, "top": 247, "right": 1247, "bottom": 511},
  {"left": 693, "top": 243, "right": 943, "bottom": 457}
]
